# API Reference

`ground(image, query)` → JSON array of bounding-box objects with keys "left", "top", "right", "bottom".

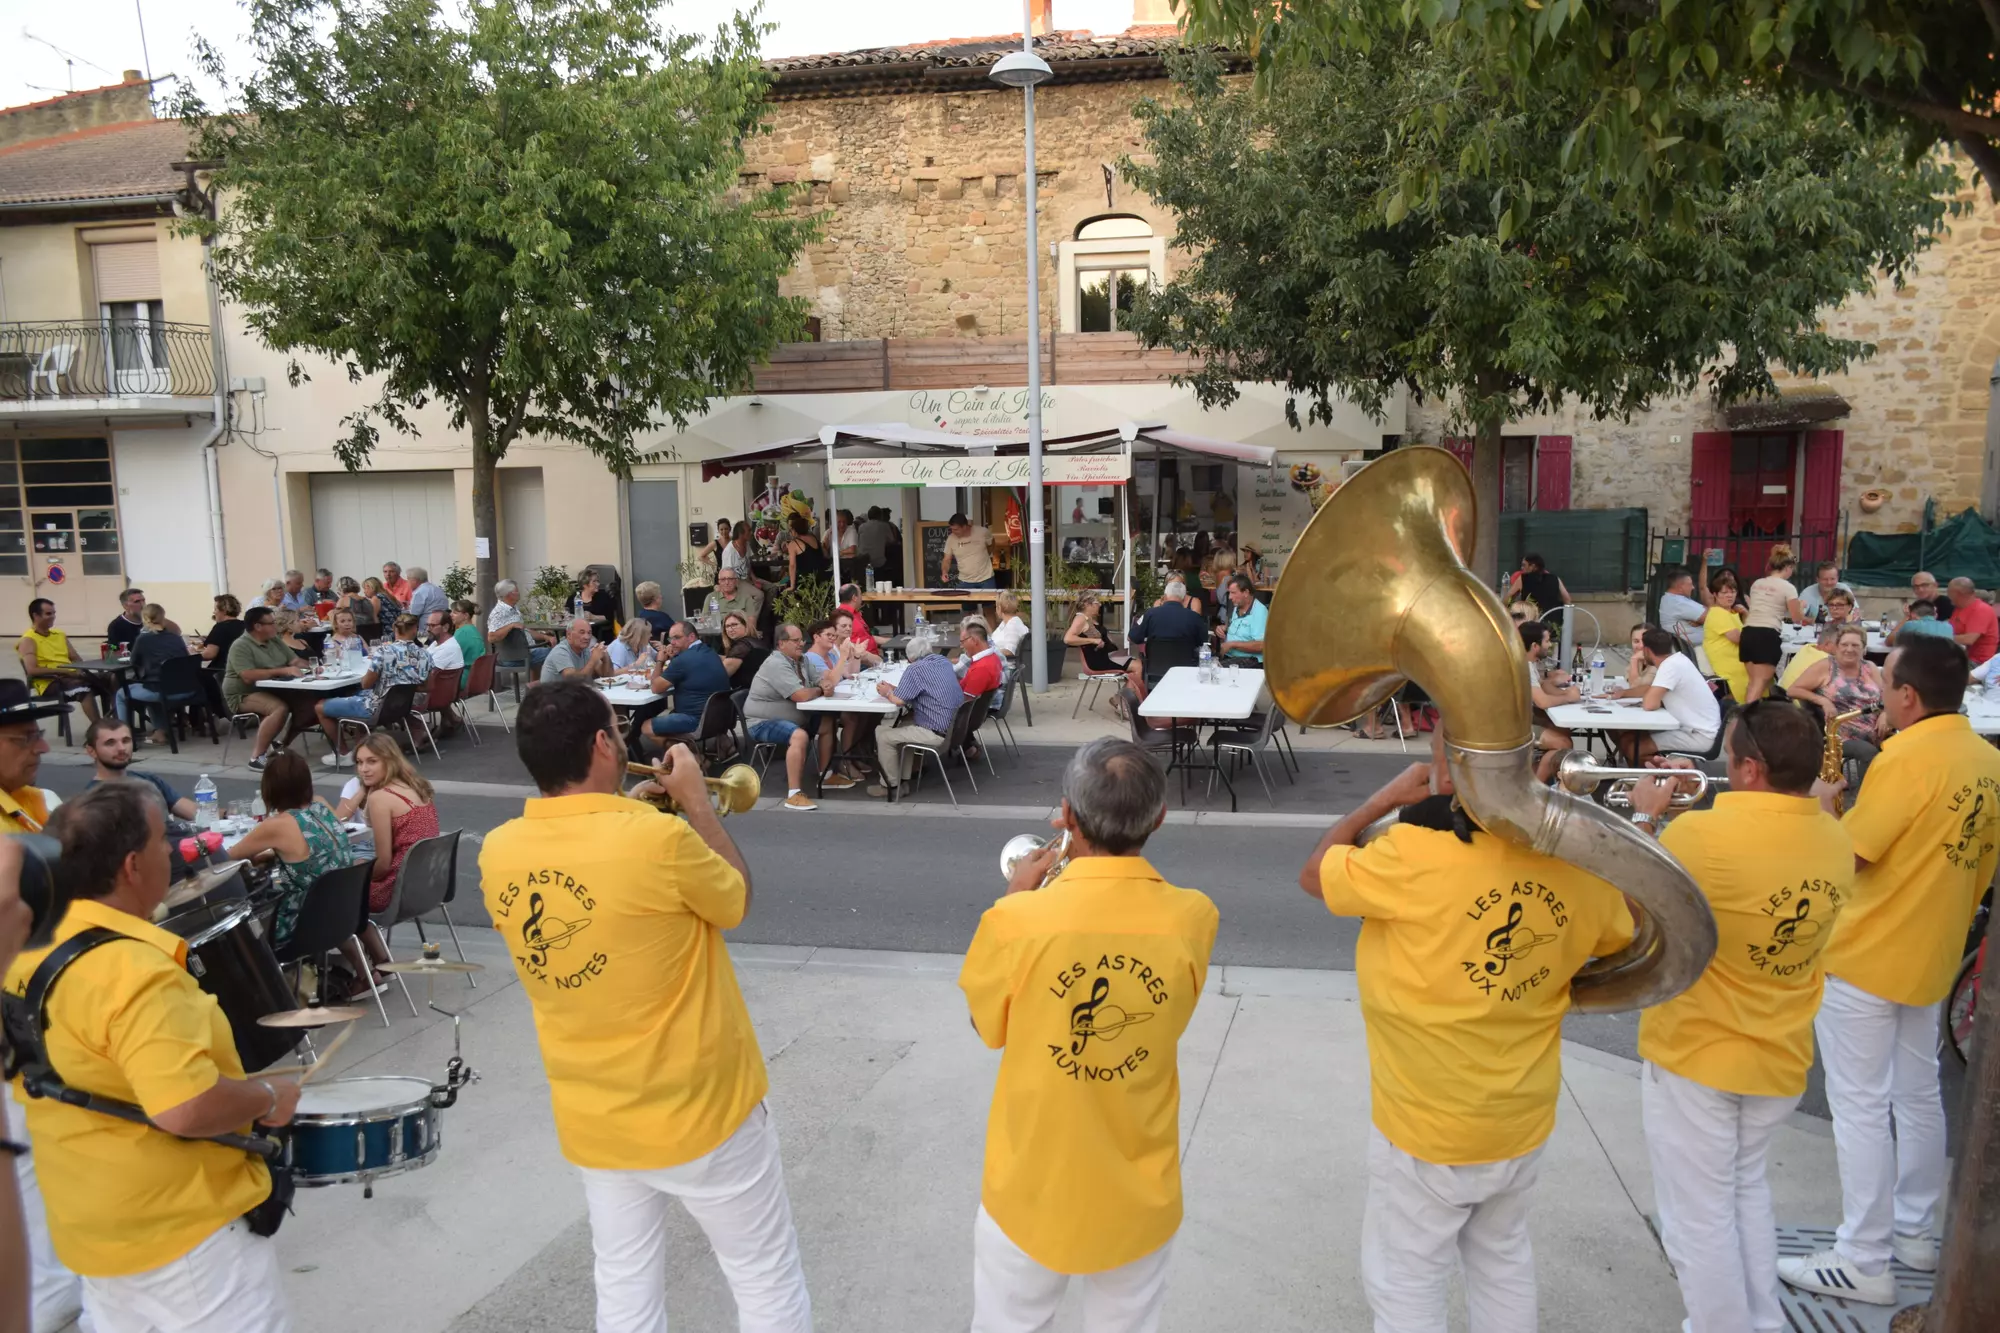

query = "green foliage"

[
  {"left": 1123, "top": 46, "right": 1954, "bottom": 440},
  {"left": 440, "top": 562, "right": 475, "bottom": 602},
  {"left": 1130, "top": 555, "right": 1165, "bottom": 613},
  {"left": 529, "top": 564, "right": 574, "bottom": 603},
  {"left": 1178, "top": 1, "right": 2000, "bottom": 204},
  {"left": 772, "top": 574, "right": 833, "bottom": 630},
  {"left": 1046, "top": 549, "right": 1101, "bottom": 601}
]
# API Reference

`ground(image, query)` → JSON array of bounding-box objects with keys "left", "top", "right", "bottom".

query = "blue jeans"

[
  {"left": 322, "top": 695, "right": 377, "bottom": 723},
  {"left": 955, "top": 575, "right": 998, "bottom": 589},
  {"left": 747, "top": 719, "right": 800, "bottom": 747},
  {"left": 118, "top": 683, "right": 163, "bottom": 725},
  {"left": 650, "top": 712, "right": 701, "bottom": 737},
  {"left": 529, "top": 645, "right": 553, "bottom": 674}
]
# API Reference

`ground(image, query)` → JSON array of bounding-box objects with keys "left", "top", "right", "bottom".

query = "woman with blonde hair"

[
  {"left": 322, "top": 607, "right": 366, "bottom": 664},
  {"left": 119, "top": 602, "right": 192, "bottom": 740},
  {"left": 990, "top": 590, "right": 1030, "bottom": 659},
  {"left": 609, "top": 617, "right": 654, "bottom": 672},
  {"left": 355, "top": 730, "right": 440, "bottom": 915},
  {"left": 1063, "top": 593, "right": 1127, "bottom": 672},
  {"left": 1740, "top": 544, "right": 1806, "bottom": 704}
]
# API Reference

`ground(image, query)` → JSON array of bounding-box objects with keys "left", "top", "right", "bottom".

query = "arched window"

[{"left": 1059, "top": 215, "right": 1167, "bottom": 334}]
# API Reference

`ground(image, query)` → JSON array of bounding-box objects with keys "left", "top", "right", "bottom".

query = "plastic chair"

[
  {"left": 492, "top": 627, "right": 533, "bottom": 703},
  {"left": 904, "top": 695, "right": 983, "bottom": 806},
  {"left": 334, "top": 681, "right": 426, "bottom": 761},
  {"left": 371, "top": 830, "right": 472, "bottom": 1007},
  {"left": 462, "top": 652, "right": 509, "bottom": 735},
  {"left": 273, "top": 863, "right": 390, "bottom": 1029},
  {"left": 135, "top": 655, "right": 217, "bottom": 753},
  {"left": 1121, "top": 686, "right": 1177, "bottom": 760},
  {"left": 1072, "top": 663, "right": 1128, "bottom": 718},
  {"left": 421, "top": 665, "right": 473, "bottom": 749},
  {"left": 683, "top": 690, "right": 738, "bottom": 773},
  {"left": 1141, "top": 635, "right": 1201, "bottom": 686},
  {"left": 1207, "top": 703, "right": 1294, "bottom": 806},
  {"left": 961, "top": 687, "right": 999, "bottom": 775},
  {"left": 987, "top": 658, "right": 1026, "bottom": 756},
  {"left": 30, "top": 343, "right": 75, "bottom": 397}
]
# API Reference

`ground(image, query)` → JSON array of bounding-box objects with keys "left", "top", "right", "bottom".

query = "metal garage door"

[{"left": 309, "top": 470, "right": 458, "bottom": 586}]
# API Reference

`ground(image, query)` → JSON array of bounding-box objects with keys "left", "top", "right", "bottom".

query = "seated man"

[
  {"left": 83, "top": 718, "right": 198, "bottom": 820},
  {"left": 743, "top": 623, "right": 855, "bottom": 811},
  {"left": 957, "top": 619, "right": 1003, "bottom": 700},
  {"left": 1520, "top": 621, "right": 1580, "bottom": 783},
  {"left": 1897, "top": 599, "right": 1955, "bottom": 641},
  {"left": 1218, "top": 573, "right": 1268, "bottom": 664},
  {"left": 17, "top": 597, "right": 101, "bottom": 724},
  {"left": 223, "top": 607, "right": 303, "bottom": 771},
  {"left": 540, "top": 618, "right": 610, "bottom": 684},
  {"left": 314, "top": 613, "right": 433, "bottom": 766},
  {"left": 704, "top": 569, "right": 765, "bottom": 626},
  {"left": 1624, "top": 626, "right": 1723, "bottom": 761},
  {"left": 645, "top": 621, "right": 732, "bottom": 751},
  {"left": 488, "top": 578, "right": 556, "bottom": 674},
  {"left": 1128, "top": 581, "right": 1208, "bottom": 678},
  {"left": 869, "top": 633, "right": 965, "bottom": 801}
]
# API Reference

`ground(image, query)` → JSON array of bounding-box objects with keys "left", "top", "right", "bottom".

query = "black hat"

[{"left": 0, "top": 679, "right": 73, "bottom": 724}]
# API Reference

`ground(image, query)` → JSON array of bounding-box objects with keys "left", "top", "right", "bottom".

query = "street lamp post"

[{"left": 991, "top": 25, "right": 1054, "bottom": 693}]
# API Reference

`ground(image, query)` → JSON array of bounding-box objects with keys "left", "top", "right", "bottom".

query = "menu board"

[{"left": 1238, "top": 454, "right": 1354, "bottom": 578}]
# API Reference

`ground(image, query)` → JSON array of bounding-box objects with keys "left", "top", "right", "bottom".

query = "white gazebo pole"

[
  {"left": 992, "top": 19, "right": 1054, "bottom": 692},
  {"left": 827, "top": 438, "right": 841, "bottom": 600},
  {"left": 1119, "top": 430, "right": 1134, "bottom": 639}
]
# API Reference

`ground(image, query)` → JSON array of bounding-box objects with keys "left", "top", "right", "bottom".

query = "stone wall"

[
  {"left": 742, "top": 76, "right": 1180, "bottom": 342},
  {"left": 0, "top": 76, "right": 155, "bottom": 149}
]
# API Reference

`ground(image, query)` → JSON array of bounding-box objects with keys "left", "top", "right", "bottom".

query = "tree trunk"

[
  {"left": 467, "top": 404, "right": 500, "bottom": 615},
  {"left": 1917, "top": 904, "right": 2000, "bottom": 1333},
  {"left": 1471, "top": 411, "right": 1504, "bottom": 590}
]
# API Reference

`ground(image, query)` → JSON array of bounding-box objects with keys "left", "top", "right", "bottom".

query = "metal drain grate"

[{"left": 1774, "top": 1226, "right": 1935, "bottom": 1333}]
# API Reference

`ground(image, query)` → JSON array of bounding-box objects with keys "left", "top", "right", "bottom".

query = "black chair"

[
  {"left": 1121, "top": 686, "right": 1177, "bottom": 761},
  {"left": 371, "top": 830, "right": 471, "bottom": 1010},
  {"left": 904, "top": 695, "right": 984, "bottom": 806},
  {"left": 962, "top": 687, "right": 999, "bottom": 775},
  {"left": 988, "top": 658, "right": 1027, "bottom": 755},
  {"left": 332, "top": 682, "right": 426, "bottom": 762},
  {"left": 134, "top": 655, "right": 217, "bottom": 753},
  {"left": 493, "top": 627, "right": 533, "bottom": 703},
  {"left": 688, "top": 691, "right": 739, "bottom": 772},
  {"left": 273, "top": 862, "right": 390, "bottom": 1028},
  {"left": 1141, "top": 635, "right": 1201, "bottom": 686}
]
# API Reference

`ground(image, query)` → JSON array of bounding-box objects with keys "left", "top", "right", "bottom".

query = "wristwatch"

[{"left": 1630, "top": 812, "right": 1660, "bottom": 831}]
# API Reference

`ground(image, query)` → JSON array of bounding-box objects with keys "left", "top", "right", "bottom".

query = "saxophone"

[{"left": 1821, "top": 709, "right": 1863, "bottom": 814}]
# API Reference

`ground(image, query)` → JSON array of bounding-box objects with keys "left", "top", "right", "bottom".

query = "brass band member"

[
  {"left": 5, "top": 783, "right": 300, "bottom": 1332},
  {"left": 1625, "top": 701, "right": 1853, "bottom": 1332},
  {"left": 478, "top": 681, "right": 811, "bottom": 1331},
  {"left": 958, "top": 738, "right": 1217, "bottom": 1332},
  {"left": 1778, "top": 636, "right": 2000, "bottom": 1304},
  {"left": 1299, "top": 736, "right": 1633, "bottom": 1333}
]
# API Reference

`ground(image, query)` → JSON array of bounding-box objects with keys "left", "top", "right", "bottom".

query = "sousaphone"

[{"left": 1266, "top": 447, "right": 1716, "bottom": 1011}]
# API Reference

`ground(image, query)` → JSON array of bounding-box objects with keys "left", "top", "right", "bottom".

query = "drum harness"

[{"left": 2, "top": 926, "right": 296, "bottom": 1237}]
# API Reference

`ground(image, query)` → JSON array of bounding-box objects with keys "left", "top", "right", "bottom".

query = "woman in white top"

[
  {"left": 608, "top": 618, "right": 654, "bottom": 672},
  {"left": 989, "top": 590, "right": 1031, "bottom": 659},
  {"left": 1739, "top": 543, "right": 1806, "bottom": 705}
]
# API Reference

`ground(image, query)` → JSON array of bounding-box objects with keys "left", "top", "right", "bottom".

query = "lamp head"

[{"left": 990, "top": 50, "right": 1053, "bottom": 87}]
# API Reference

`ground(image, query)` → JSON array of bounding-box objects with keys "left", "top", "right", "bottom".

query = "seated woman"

[
  {"left": 831, "top": 610, "right": 882, "bottom": 669},
  {"left": 784, "top": 514, "right": 829, "bottom": 588},
  {"left": 362, "top": 575, "right": 402, "bottom": 627},
  {"left": 1702, "top": 569, "right": 1750, "bottom": 703},
  {"left": 119, "top": 603, "right": 192, "bottom": 743},
  {"left": 356, "top": 730, "right": 440, "bottom": 920},
  {"left": 321, "top": 607, "right": 367, "bottom": 665},
  {"left": 719, "top": 611, "right": 768, "bottom": 682},
  {"left": 609, "top": 618, "right": 655, "bottom": 672},
  {"left": 223, "top": 750, "right": 354, "bottom": 953},
  {"left": 271, "top": 609, "right": 312, "bottom": 660},
  {"left": 336, "top": 576, "right": 377, "bottom": 635},
  {"left": 567, "top": 570, "right": 618, "bottom": 644},
  {"left": 1787, "top": 622, "right": 1889, "bottom": 787},
  {"left": 1064, "top": 594, "right": 1128, "bottom": 673},
  {"left": 989, "top": 590, "right": 1030, "bottom": 660}
]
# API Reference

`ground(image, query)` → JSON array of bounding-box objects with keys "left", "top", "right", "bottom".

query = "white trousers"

[
  {"left": 577, "top": 1102, "right": 812, "bottom": 1333},
  {"left": 1641, "top": 1062, "right": 1798, "bottom": 1333},
  {"left": 83, "top": 1220, "right": 289, "bottom": 1333},
  {"left": 6, "top": 1095, "right": 88, "bottom": 1333},
  {"left": 969, "top": 1205, "right": 1174, "bottom": 1333},
  {"left": 1359, "top": 1126, "right": 1543, "bottom": 1333},
  {"left": 1815, "top": 975, "right": 1948, "bottom": 1270}
]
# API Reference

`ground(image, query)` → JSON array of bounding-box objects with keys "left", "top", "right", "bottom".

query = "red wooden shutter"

[
  {"left": 1801, "top": 429, "right": 1844, "bottom": 567},
  {"left": 1440, "top": 437, "right": 1474, "bottom": 471},
  {"left": 1689, "top": 432, "right": 1732, "bottom": 541},
  {"left": 1534, "top": 435, "right": 1572, "bottom": 511}
]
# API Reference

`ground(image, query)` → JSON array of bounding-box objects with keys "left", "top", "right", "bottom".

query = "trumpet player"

[
  {"left": 1623, "top": 701, "right": 1853, "bottom": 1333},
  {"left": 1778, "top": 636, "right": 2000, "bottom": 1305},
  {"left": 479, "top": 681, "right": 812, "bottom": 1331},
  {"left": 958, "top": 738, "right": 1218, "bottom": 1332},
  {"left": 1299, "top": 732, "right": 1634, "bottom": 1333}
]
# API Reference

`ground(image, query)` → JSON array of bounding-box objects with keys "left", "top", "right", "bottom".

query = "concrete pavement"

[{"left": 246, "top": 930, "right": 1846, "bottom": 1333}]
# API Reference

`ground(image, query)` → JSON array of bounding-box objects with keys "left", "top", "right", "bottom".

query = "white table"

[
  {"left": 798, "top": 663, "right": 908, "bottom": 717},
  {"left": 595, "top": 676, "right": 662, "bottom": 709},
  {"left": 1781, "top": 626, "right": 1889, "bottom": 656},
  {"left": 1966, "top": 697, "right": 2000, "bottom": 736},
  {"left": 1140, "top": 667, "right": 1266, "bottom": 810},
  {"left": 255, "top": 671, "right": 367, "bottom": 694},
  {"left": 1544, "top": 699, "right": 1685, "bottom": 734}
]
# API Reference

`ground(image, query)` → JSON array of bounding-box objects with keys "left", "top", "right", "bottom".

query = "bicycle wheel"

[{"left": 1945, "top": 947, "right": 1982, "bottom": 1065}]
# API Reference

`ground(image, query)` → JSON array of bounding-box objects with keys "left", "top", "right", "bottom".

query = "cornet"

[
  {"left": 1555, "top": 751, "right": 1723, "bottom": 810},
  {"left": 999, "top": 831, "right": 1071, "bottom": 891},
  {"left": 624, "top": 762, "right": 762, "bottom": 817}
]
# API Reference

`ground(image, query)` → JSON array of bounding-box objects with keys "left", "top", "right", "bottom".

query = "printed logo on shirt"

[
  {"left": 1042, "top": 953, "right": 1169, "bottom": 1083},
  {"left": 1749, "top": 877, "right": 1843, "bottom": 977},
  {"left": 490, "top": 870, "right": 607, "bottom": 989},
  {"left": 1942, "top": 779, "right": 2000, "bottom": 870},
  {"left": 1460, "top": 883, "right": 1566, "bottom": 1001}
]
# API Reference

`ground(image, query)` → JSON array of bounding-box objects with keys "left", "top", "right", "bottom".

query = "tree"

[
  {"left": 1122, "top": 46, "right": 1954, "bottom": 581},
  {"left": 1177, "top": 1, "right": 2000, "bottom": 204},
  {"left": 176, "top": 0, "right": 816, "bottom": 608}
]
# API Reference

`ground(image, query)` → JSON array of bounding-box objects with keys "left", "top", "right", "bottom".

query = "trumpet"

[
  {"left": 624, "top": 762, "right": 762, "bottom": 817},
  {"left": 999, "top": 831, "right": 1071, "bottom": 891},
  {"left": 1555, "top": 751, "right": 1724, "bottom": 810}
]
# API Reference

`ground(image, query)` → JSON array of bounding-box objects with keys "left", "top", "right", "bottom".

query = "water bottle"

[
  {"left": 1589, "top": 649, "right": 1606, "bottom": 697},
  {"left": 250, "top": 793, "right": 266, "bottom": 820},
  {"left": 914, "top": 608, "right": 928, "bottom": 639},
  {"left": 1198, "top": 641, "right": 1214, "bottom": 684},
  {"left": 193, "top": 774, "right": 218, "bottom": 830}
]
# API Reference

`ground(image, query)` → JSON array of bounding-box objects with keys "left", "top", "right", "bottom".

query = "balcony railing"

[{"left": 0, "top": 320, "right": 216, "bottom": 401}]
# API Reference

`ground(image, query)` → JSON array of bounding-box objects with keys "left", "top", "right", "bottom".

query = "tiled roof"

[
  {"left": 767, "top": 25, "right": 1206, "bottom": 94},
  {"left": 0, "top": 119, "right": 189, "bottom": 208}
]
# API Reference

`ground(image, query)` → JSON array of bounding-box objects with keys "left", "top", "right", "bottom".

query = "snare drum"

[
  {"left": 286, "top": 1076, "right": 442, "bottom": 1187},
  {"left": 159, "top": 899, "right": 303, "bottom": 1072}
]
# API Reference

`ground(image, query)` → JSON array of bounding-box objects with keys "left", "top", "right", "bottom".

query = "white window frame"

[
  {"left": 99, "top": 300, "right": 170, "bottom": 394},
  {"left": 1057, "top": 235, "right": 1168, "bottom": 334}
]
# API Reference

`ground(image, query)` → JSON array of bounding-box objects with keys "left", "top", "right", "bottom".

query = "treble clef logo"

[
  {"left": 1766, "top": 898, "right": 1820, "bottom": 956},
  {"left": 1482, "top": 900, "right": 1558, "bottom": 977},
  {"left": 522, "top": 892, "right": 550, "bottom": 968},
  {"left": 1957, "top": 793, "right": 1988, "bottom": 854},
  {"left": 1069, "top": 976, "right": 1110, "bottom": 1056}
]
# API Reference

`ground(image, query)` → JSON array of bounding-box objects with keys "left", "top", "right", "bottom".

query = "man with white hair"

[
  {"left": 490, "top": 578, "right": 554, "bottom": 675},
  {"left": 1129, "top": 580, "right": 1210, "bottom": 675},
  {"left": 278, "top": 569, "right": 311, "bottom": 612},
  {"left": 405, "top": 567, "right": 448, "bottom": 624},
  {"left": 868, "top": 632, "right": 965, "bottom": 800},
  {"left": 541, "top": 618, "right": 609, "bottom": 684}
]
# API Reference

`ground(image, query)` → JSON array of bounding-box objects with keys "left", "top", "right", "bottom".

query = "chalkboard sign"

[{"left": 919, "top": 521, "right": 952, "bottom": 588}]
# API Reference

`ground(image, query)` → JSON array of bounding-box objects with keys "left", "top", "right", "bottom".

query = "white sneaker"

[
  {"left": 1891, "top": 1232, "right": 1938, "bottom": 1272},
  {"left": 321, "top": 751, "right": 352, "bottom": 768},
  {"left": 1777, "top": 1247, "right": 1898, "bottom": 1304}
]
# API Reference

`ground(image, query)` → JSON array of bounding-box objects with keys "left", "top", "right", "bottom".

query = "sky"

[{"left": 3, "top": 1, "right": 1148, "bottom": 110}]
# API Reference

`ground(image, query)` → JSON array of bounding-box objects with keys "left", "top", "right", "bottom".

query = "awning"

[
  {"left": 1722, "top": 385, "right": 1852, "bottom": 431},
  {"left": 693, "top": 420, "right": 1278, "bottom": 480}
]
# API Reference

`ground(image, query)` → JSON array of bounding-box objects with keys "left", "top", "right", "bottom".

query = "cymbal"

[
  {"left": 257, "top": 1004, "right": 369, "bottom": 1029},
  {"left": 161, "top": 863, "right": 246, "bottom": 911},
  {"left": 377, "top": 958, "right": 485, "bottom": 975}
]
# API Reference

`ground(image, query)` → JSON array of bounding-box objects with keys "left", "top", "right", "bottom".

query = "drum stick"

[{"left": 297, "top": 1023, "right": 355, "bottom": 1086}]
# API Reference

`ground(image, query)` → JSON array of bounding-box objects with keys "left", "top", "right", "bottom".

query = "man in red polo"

[
  {"left": 1947, "top": 577, "right": 1998, "bottom": 665},
  {"left": 958, "top": 620, "right": 1004, "bottom": 700}
]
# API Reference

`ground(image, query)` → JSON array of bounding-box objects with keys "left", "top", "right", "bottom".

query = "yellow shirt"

[
  {"left": 20, "top": 626, "right": 71, "bottom": 695},
  {"left": 1824, "top": 713, "right": 2000, "bottom": 1006},
  {"left": 5, "top": 898, "right": 270, "bottom": 1277},
  {"left": 1779, "top": 644, "right": 1827, "bottom": 692},
  {"left": 1319, "top": 822, "right": 1634, "bottom": 1165},
  {"left": 1703, "top": 606, "right": 1749, "bottom": 703},
  {"left": 478, "top": 792, "right": 766, "bottom": 1170},
  {"left": 0, "top": 784, "right": 50, "bottom": 833},
  {"left": 958, "top": 857, "right": 1217, "bottom": 1274},
  {"left": 1639, "top": 792, "right": 1853, "bottom": 1096}
]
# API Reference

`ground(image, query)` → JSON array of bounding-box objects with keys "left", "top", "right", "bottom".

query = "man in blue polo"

[
  {"left": 1218, "top": 573, "right": 1267, "bottom": 665},
  {"left": 645, "top": 620, "right": 730, "bottom": 749}
]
